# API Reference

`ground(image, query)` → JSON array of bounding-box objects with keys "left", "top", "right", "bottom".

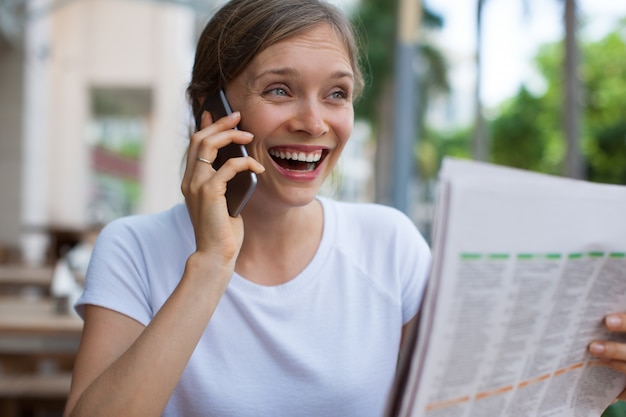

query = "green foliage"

[
  {"left": 440, "top": 21, "right": 626, "bottom": 184},
  {"left": 419, "top": 127, "right": 471, "bottom": 180},
  {"left": 351, "top": 0, "right": 398, "bottom": 124},
  {"left": 351, "top": 0, "right": 447, "bottom": 127},
  {"left": 586, "top": 121, "right": 626, "bottom": 184},
  {"left": 580, "top": 25, "right": 626, "bottom": 183},
  {"left": 490, "top": 86, "right": 562, "bottom": 175}
]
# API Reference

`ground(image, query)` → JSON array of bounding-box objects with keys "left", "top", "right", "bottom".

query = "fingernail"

[
  {"left": 606, "top": 315, "right": 622, "bottom": 329},
  {"left": 229, "top": 111, "right": 240, "bottom": 119},
  {"left": 589, "top": 341, "right": 605, "bottom": 355},
  {"left": 242, "top": 131, "right": 254, "bottom": 138}
]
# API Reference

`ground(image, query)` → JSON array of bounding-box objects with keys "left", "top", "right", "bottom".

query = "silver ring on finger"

[{"left": 196, "top": 156, "right": 213, "bottom": 165}]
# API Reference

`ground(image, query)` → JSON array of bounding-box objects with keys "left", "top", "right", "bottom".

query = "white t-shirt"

[{"left": 76, "top": 197, "right": 431, "bottom": 417}]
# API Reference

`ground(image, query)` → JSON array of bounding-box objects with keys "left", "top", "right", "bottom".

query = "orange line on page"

[
  {"left": 519, "top": 373, "right": 551, "bottom": 388},
  {"left": 475, "top": 385, "right": 514, "bottom": 400},
  {"left": 425, "top": 396, "right": 471, "bottom": 411},
  {"left": 555, "top": 362, "right": 584, "bottom": 376}
]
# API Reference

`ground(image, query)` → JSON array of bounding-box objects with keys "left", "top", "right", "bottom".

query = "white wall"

[
  {"left": 42, "top": 0, "right": 194, "bottom": 227},
  {"left": 0, "top": 44, "right": 24, "bottom": 248}
]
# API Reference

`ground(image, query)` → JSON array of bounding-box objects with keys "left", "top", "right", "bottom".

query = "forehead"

[{"left": 249, "top": 24, "right": 353, "bottom": 74}]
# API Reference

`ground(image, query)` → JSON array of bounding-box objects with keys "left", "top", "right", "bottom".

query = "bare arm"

[
  {"left": 400, "top": 314, "right": 419, "bottom": 352},
  {"left": 65, "top": 112, "right": 264, "bottom": 417},
  {"left": 64, "top": 254, "right": 231, "bottom": 417}
]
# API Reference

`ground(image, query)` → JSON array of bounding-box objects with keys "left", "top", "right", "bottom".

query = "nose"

[{"left": 290, "top": 98, "right": 329, "bottom": 138}]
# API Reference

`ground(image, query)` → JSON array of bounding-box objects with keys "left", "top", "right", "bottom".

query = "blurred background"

[
  {"left": 2, "top": 0, "right": 626, "bottom": 262},
  {"left": 1, "top": 0, "right": 626, "bottom": 415}
]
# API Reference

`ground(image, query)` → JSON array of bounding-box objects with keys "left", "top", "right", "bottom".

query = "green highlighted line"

[
  {"left": 460, "top": 254, "right": 482, "bottom": 260},
  {"left": 460, "top": 251, "right": 625, "bottom": 261},
  {"left": 518, "top": 253, "right": 562, "bottom": 260},
  {"left": 460, "top": 253, "right": 510, "bottom": 260}
]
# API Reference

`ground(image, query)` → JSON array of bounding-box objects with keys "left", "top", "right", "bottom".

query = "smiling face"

[{"left": 226, "top": 23, "right": 355, "bottom": 214}]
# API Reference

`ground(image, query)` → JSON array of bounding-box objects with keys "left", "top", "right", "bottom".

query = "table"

[
  {"left": 0, "top": 296, "right": 83, "bottom": 354},
  {"left": 0, "top": 296, "right": 83, "bottom": 416},
  {"left": 0, "top": 266, "right": 54, "bottom": 296}
]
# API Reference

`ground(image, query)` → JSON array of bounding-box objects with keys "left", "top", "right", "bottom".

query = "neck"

[{"left": 235, "top": 199, "right": 323, "bottom": 286}]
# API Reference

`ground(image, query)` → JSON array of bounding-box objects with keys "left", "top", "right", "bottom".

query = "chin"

[{"left": 248, "top": 181, "right": 321, "bottom": 214}]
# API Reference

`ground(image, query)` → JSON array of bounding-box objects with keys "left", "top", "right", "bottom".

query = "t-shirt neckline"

[{"left": 229, "top": 197, "right": 334, "bottom": 298}]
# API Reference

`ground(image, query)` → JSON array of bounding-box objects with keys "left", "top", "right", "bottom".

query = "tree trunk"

[
  {"left": 374, "top": 82, "right": 395, "bottom": 206},
  {"left": 563, "top": 0, "right": 584, "bottom": 178},
  {"left": 473, "top": 0, "right": 488, "bottom": 161}
]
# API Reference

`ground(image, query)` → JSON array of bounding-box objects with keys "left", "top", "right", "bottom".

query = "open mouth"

[{"left": 268, "top": 147, "right": 328, "bottom": 172}]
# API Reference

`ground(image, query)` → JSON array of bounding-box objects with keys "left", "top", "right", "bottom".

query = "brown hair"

[{"left": 186, "top": 0, "right": 364, "bottom": 118}]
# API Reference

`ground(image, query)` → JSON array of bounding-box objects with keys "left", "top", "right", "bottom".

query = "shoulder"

[
  {"left": 79, "top": 204, "right": 192, "bottom": 321},
  {"left": 97, "top": 204, "right": 190, "bottom": 246},
  {"left": 318, "top": 198, "right": 431, "bottom": 322},
  {"left": 320, "top": 197, "right": 431, "bottom": 277},
  {"left": 321, "top": 197, "right": 427, "bottom": 249},
  {"left": 92, "top": 204, "right": 192, "bottom": 268}
]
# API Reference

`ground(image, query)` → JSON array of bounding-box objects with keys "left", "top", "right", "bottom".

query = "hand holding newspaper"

[{"left": 386, "top": 158, "right": 626, "bottom": 417}]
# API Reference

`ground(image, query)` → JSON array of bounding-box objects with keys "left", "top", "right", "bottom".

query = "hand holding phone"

[{"left": 195, "top": 90, "right": 257, "bottom": 217}]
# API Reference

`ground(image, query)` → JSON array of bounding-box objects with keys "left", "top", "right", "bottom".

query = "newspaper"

[{"left": 386, "top": 158, "right": 626, "bottom": 417}]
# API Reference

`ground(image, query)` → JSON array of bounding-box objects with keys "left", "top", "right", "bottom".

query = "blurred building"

[
  {"left": 1, "top": 0, "right": 374, "bottom": 265},
  {"left": 0, "top": 1, "right": 27, "bottom": 262},
  {"left": 0, "top": 0, "right": 211, "bottom": 264},
  {"left": 425, "top": 44, "right": 476, "bottom": 133}
]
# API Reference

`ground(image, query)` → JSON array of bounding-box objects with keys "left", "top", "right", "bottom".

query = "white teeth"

[{"left": 270, "top": 149, "right": 323, "bottom": 162}]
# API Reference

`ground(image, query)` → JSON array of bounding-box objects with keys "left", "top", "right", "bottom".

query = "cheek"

[
  {"left": 239, "top": 110, "right": 279, "bottom": 159},
  {"left": 240, "top": 105, "right": 281, "bottom": 136},
  {"left": 331, "top": 109, "right": 354, "bottom": 147}
]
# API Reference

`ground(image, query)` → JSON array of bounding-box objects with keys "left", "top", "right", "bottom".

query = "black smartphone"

[{"left": 195, "top": 89, "right": 257, "bottom": 217}]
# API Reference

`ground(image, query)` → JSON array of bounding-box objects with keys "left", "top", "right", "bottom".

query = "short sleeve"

[
  {"left": 75, "top": 217, "right": 153, "bottom": 326},
  {"left": 397, "top": 216, "right": 431, "bottom": 324}
]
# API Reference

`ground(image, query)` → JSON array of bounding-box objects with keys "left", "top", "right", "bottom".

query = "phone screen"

[{"left": 195, "top": 90, "right": 257, "bottom": 217}]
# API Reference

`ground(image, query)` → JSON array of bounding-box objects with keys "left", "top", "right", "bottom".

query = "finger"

[
  {"left": 589, "top": 340, "right": 626, "bottom": 361},
  {"left": 182, "top": 113, "right": 252, "bottom": 195},
  {"left": 605, "top": 314, "right": 626, "bottom": 332},
  {"left": 194, "top": 130, "right": 254, "bottom": 170},
  {"left": 186, "top": 129, "right": 256, "bottom": 195},
  {"left": 187, "top": 111, "right": 240, "bottom": 164},
  {"left": 190, "top": 156, "right": 264, "bottom": 193},
  {"left": 183, "top": 110, "right": 217, "bottom": 191},
  {"left": 197, "top": 107, "right": 215, "bottom": 130},
  {"left": 186, "top": 155, "right": 263, "bottom": 210},
  {"left": 185, "top": 156, "right": 264, "bottom": 230},
  {"left": 195, "top": 156, "right": 214, "bottom": 167},
  {"left": 199, "top": 110, "right": 238, "bottom": 134}
]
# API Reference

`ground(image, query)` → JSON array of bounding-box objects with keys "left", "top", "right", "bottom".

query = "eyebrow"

[{"left": 253, "top": 67, "right": 354, "bottom": 82}]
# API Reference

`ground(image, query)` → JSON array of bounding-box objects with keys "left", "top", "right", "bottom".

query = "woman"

[{"left": 64, "top": 1, "right": 431, "bottom": 416}]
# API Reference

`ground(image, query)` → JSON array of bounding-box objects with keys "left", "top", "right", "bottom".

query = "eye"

[
  {"left": 329, "top": 89, "right": 351, "bottom": 101},
  {"left": 264, "top": 86, "right": 290, "bottom": 97}
]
